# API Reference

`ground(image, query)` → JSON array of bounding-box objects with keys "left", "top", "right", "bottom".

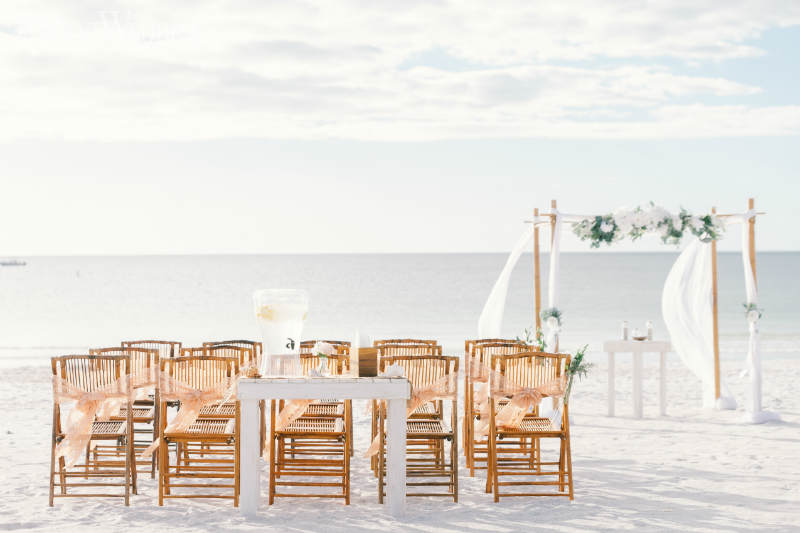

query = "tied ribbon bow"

[
  {"left": 53, "top": 375, "right": 133, "bottom": 468},
  {"left": 474, "top": 374, "right": 566, "bottom": 437},
  {"left": 365, "top": 373, "right": 457, "bottom": 457},
  {"left": 140, "top": 373, "right": 236, "bottom": 459}
]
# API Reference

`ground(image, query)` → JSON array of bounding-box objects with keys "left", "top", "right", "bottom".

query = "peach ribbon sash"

[
  {"left": 52, "top": 374, "right": 133, "bottom": 468},
  {"left": 364, "top": 372, "right": 458, "bottom": 457},
  {"left": 276, "top": 399, "right": 314, "bottom": 431},
  {"left": 140, "top": 372, "right": 236, "bottom": 459},
  {"left": 473, "top": 368, "right": 566, "bottom": 437}
]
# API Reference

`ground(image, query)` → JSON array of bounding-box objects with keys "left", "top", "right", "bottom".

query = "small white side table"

[
  {"left": 237, "top": 377, "right": 411, "bottom": 517},
  {"left": 603, "top": 340, "right": 671, "bottom": 418}
]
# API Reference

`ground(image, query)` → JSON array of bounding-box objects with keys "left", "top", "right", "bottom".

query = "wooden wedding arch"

[{"left": 526, "top": 198, "right": 763, "bottom": 404}]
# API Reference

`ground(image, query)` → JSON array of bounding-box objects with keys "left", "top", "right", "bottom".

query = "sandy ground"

[{"left": 1, "top": 356, "right": 798, "bottom": 532}]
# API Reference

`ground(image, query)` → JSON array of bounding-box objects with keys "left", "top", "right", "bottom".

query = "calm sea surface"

[{"left": 1, "top": 253, "right": 797, "bottom": 366}]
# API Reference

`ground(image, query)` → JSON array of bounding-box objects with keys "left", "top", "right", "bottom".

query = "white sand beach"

[{"left": 3, "top": 356, "right": 797, "bottom": 532}]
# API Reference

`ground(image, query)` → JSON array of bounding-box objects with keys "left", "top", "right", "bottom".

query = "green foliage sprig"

[
  {"left": 540, "top": 307, "right": 562, "bottom": 327},
  {"left": 564, "top": 344, "right": 592, "bottom": 405}
]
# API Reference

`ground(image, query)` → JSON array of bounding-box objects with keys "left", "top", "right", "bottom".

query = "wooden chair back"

[
  {"left": 376, "top": 343, "right": 442, "bottom": 358},
  {"left": 489, "top": 351, "right": 569, "bottom": 390},
  {"left": 379, "top": 354, "right": 458, "bottom": 389},
  {"left": 122, "top": 340, "right": 182, "bottom": 359},
  {"left": 180, "top": 345, "right": 253, "bottom": 368},
  {"left": 52, "top": 354, "right": 131, "bottom": 389},
  {"left": 204, "top": 340, "right": 262, "bottom": 362},
  {"left": 160, "top": 356, "right": 237, "bottom": 389},
  {"left": 474, "top": 342, "right": 529, "bottom": 366},
  {"left": 375, "top": 338, "right": 437, "bottom": 347},
  {"left": 88, "top": 347, "right": 159, "bottom": 377},
  {"left": 465, "top": 338, "right": 524, "bottom": 357}
]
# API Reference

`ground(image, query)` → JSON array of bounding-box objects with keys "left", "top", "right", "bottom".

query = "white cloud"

[{"left": 1, "top": 0, "right": 799, "bottom": 141}]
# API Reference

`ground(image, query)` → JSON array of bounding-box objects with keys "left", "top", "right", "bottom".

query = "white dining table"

[
  {"left": 603, "top": 340, "right": 672, "bottom": 418},
  {"left": 237, "top": 376, "right": 411, "bottom": 517}
]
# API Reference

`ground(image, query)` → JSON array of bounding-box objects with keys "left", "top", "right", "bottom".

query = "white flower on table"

[{"left": 313, "top": 341, "right": 336, "bottom": 356}]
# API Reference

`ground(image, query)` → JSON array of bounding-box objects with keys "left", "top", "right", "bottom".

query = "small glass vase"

[{"left": 316, "top": 355, "right": 330, "bottom": 377}]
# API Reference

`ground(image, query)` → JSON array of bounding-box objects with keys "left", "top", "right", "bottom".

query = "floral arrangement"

[
  {"left": 572, "top": 203, "right": 725, "bottom": 248},
  {"left": 516, "top": 326, "right": 547, "bottom": 351},
  {"left": 563, "top": 345, "right": 591, "bottom": 404},
  {"left": 313, "top": 341, "right": 336, "bottom": 359},
  {"left": 540, "top": 307, "right": 562, "bottom": 327},
  {"left": 743, "top": 302, "right": 763, "bottom": 321}
]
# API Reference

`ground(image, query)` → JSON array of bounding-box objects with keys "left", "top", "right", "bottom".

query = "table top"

[
  {"left": 603, "top": 340, "right": 672, "bottom": 352},
  {"left": 237, "top": 376, "right": 411, "bottom": 400}
]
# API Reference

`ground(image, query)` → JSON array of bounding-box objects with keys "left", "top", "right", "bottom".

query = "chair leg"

[
  {"left": 558, "top": 438, "right": 566, "bottom": 492},
  {"left": 58, "top": 456, "right": 67, "bottom": 495},
  {"left": 84, "top": 445, "right": 91, "bottom": 479},
  {"left": 124, "top": 437, "right": 130, "bottom": 506},
  {"left": 566, "top": 436, "right": 574, "bottom": 500},
  {"left": 49, "top": 433, "right": 56, "bottom": 506},
  {"left": 158, "top": 439, "right": 166, "bottom": 506}
]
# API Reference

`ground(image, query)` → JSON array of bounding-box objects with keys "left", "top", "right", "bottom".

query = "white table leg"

[
  {"left": 659, "top": 352, "right": 666, "bottom": 416},
  {"left": 608, "top": 352, "right": 615, "bottom": 417},
  {"left": 633, "top": 352, "right": 643, "bottom": 419},
  {"left": 239, "top": 398, "right": 261, "bottom": 515},
  {"left": 386, "top": 398, "right": 406, "bottom": 517}
]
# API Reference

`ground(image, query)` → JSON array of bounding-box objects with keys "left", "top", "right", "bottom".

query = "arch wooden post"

[
  {"left": 533, "top": 208, "right": 541, "bottom": 330},
  {"left": 711, "top": 206, "right": 721, "bottom": 401}
]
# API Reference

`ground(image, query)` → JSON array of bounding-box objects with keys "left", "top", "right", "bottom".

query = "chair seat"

[
  {"left": 406, "top": 419, "right": 451, "bottom": 438},
  {"left": 165, "top": 419, "right": 235, "bottom": 439},
  {"left": 302, "top": 402, "right": 344, "bottom": 417},
  {"left": 499, "top": 416, "right": 561, "bottom": 435},
  {"left": 199, "top": 403, "right": 236, "bottom": 417},
  {"left": 112, "top": 406, "right": 154, "bottom": 422},
  {"left": 87, "top": 420, "right": 127, "bottom": 438},
  {"left": 280, "top": 417, "right": 344, "bottom": 435}
]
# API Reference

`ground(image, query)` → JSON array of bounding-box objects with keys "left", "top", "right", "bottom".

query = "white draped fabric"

[
  {"left": 477, "top": 225, "right": 534, "bottom": 338},
  {"left": 545, "top": 211, "right": 562, "bottom": 348},
  {"left": 726, "top": 212, "right": 780, "bottom": 422},
  {"left": 661, "top": 238, "right": 736, "bottom": 409}
]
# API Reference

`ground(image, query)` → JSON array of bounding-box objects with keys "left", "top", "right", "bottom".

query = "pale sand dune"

[{"left": 1, "top": 358, "right": 797, "bottom": 532}]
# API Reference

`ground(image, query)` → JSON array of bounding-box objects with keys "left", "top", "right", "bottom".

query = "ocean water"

[{"left": 1, "top": 253, "right": 797, "bottom": 367}]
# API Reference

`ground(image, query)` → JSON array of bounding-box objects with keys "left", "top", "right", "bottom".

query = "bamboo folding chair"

[
  {"left": 485, "top": 351, "right": 573, "bottom": 501},
  {"left": 49, "top": 354, "right": 136, "bottom": 506},
  {"left": 157, "top": 355, "right": 240, "bottom": 506},
  {"left": 122, "top": 340, "right": 182, "bottom": 359},
  {"left": 268, "top": 353, "right": 352, "bottom": 504},
  {"left": 463, "top": 339, "right": 520, "bottom": 463},
  {"left": 178, "top": 346, "right": 252, "bottom": 464},
  {"left": 88, "top": 347, "right": 160, "bottom": 478},
  {"left": 465, "top": 341, "right": 528, "bottom": 476},
  {"left": 375, "top": 355, "right": 459, "bottom": 502},
  {"left": 369, "top": 341, "right": 444, "bottom": 474}
]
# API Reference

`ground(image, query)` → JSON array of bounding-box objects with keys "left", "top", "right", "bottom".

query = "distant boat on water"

[{"left": 1, "top": 259, "right": 26, "bottom": 267}]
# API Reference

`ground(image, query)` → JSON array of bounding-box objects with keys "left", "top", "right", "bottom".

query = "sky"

[{"left": 1, "top": 1, "right": 799, "bottom": 254}]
